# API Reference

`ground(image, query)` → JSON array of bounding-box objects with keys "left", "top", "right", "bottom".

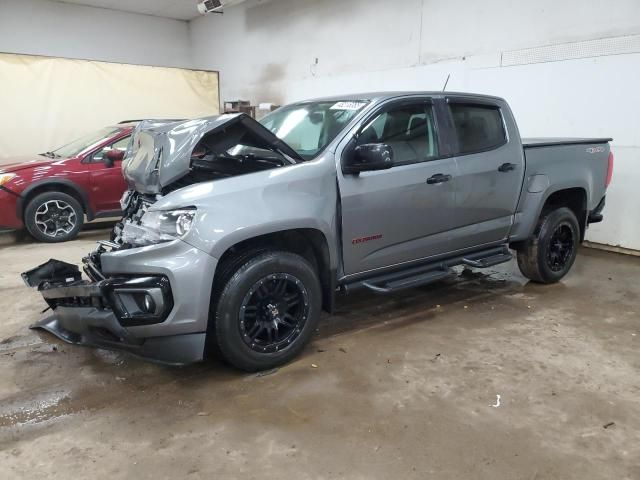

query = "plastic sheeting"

[{"left": 0, "top": 53, "right": 219, "bottom": 159}]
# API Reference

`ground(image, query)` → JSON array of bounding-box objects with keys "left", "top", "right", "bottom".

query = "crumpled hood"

[
  {"left": 122, "top": 113, "right": 301, "bottom": 194},
  {"left": 0, "top": 155, "right": 56, "bottom": 173}
]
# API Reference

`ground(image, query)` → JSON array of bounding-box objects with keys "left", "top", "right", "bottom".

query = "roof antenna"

[{"left": 442, "top": 74, "right": 450, "bottom": 92}]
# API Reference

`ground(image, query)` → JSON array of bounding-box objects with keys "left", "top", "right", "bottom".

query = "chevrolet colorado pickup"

[{"left": 23, "top": 92, "right": 613, "bottom": 371}]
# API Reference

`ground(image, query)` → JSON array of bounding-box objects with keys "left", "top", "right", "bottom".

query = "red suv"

[{"left": 0, "top": 123, "right": 136, "bottom": 242}]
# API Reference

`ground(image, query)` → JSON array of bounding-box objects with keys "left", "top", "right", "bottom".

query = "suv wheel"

[
  {"left": 211, "top": 251, "right": 322, "bottom": 372},
  {"left": 24, "top": 192, "right": 84, "bottom": 243},
  {"left": 516, "top": 207, "right": 580, "bottom": 284}
]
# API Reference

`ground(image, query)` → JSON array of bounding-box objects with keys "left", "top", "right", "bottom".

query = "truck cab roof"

[{"left": 301, "top": 91, "right": 506, "bottom": 103}]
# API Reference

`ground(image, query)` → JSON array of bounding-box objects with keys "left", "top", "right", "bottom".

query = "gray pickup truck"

[{"left": 23, "top": 92, "right": 613, "bottom": 371}]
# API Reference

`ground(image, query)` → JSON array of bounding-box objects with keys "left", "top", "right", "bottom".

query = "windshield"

[
  {"left": 48, "top": 127, "right": 121, "bottom": 158},
  {"left": 259, "top": 100, "right": 369, "bottom": 160}
]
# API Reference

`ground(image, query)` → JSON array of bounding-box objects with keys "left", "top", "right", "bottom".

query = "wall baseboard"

[{"left": 583, "top": 241, "right": 640, "bottom": 257}]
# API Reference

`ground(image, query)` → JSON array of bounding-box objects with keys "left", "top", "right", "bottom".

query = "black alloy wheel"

[
  {"left": 516, "top": 206, "right": 580, "bottom": 284},
  {"left": 239, "top": 273, "right": 310, "bottom": 353},
  {"left": 210, "top": 250, "right": 322, "bottom": 372},
  {"left": 546, "top": 223, "right": 575, "bottom": 272}
]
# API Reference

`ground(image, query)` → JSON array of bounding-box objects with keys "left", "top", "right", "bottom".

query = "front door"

[
  {"left": 338, "top": 99, "right": 459, "bottom": 276},
  {"left": 86, "top": 136, "right": 130, "bottom": 214}
]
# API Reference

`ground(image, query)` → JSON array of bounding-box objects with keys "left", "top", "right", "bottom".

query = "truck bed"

[{"left": 522, "top": 137, "right": 613, "bottom": 148}]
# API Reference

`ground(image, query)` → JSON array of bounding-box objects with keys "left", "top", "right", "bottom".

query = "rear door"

[
  {"left": 86, "top": 135, "right": 130, "bottom": 214},
  {"left": 338, "top": 97, "right": 459, "bottom": 276},
  {"left": 445, "top": 98, "right": 525, "bottom": 250}
]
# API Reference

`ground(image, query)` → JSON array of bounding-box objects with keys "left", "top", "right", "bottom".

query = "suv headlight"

[
  {"left": 0, "top": 173, "right": 17, "bottom": 186},
  {"left": 121, "top": 208, "right": 196, "bottom": 246}
]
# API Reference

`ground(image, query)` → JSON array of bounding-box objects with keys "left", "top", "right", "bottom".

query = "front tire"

[
  {"left": 24, "top": 192, "right": 84, "bottom": 243},
  {"left": 211, "top": 251, "right": 322, "bottom": 372},
  {"left": 517, "top": 207, "right": 580, "bottom": 284}
]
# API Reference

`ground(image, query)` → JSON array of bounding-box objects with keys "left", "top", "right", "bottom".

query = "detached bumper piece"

[
  {"left": 22, "top": 259, "right": 82, "bottom": 288},
  {"left": 23, "top": 259, "right": 203, "bottom": 365}
]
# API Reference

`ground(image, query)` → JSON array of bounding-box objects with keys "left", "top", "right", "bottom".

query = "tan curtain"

[{"left": 0, "top": 53, "right": 219, "bottom": 158}]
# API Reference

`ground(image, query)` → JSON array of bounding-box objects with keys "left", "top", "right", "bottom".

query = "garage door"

[{"left": 0, "top": 52, "right": 219, "bottom": 158}]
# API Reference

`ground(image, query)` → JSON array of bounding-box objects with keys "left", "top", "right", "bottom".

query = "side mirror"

[
  {"left": 343, "top": 143, "right": 394, "bottom": 174},
  {"left": 104, "top": 149, "right": 125, "bottom": 168}
]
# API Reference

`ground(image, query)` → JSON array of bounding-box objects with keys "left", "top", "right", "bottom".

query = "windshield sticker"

[{"left": 330, "top": 101, "right": 367, "bottom": 111}]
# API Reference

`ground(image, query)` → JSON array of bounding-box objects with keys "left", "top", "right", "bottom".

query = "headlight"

[
  {"left": 120, "top": 208, "right": 196, "bottom": 247},
  {"left": 142, "top": 209, "right": 196, "bottom": 237},
  {"left": 0, "top": 173, "right": 17, "bottom": 186}
]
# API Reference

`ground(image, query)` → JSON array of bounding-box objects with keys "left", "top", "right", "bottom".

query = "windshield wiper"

[{"left": 40, "top": 151, "right": 60, "bottom": 158}]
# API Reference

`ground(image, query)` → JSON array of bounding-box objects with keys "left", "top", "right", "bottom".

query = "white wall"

[
  {"left": 190, "top": 0, "right": 640, "bottom": 251},
  {"left": 0, "top": 0, "right": 192, "bottom": 68}
]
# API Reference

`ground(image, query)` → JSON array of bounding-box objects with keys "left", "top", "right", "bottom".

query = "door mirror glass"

[
  {"left": 343, "top": 143, "right": 394, "bottom": 174},
  {"left": 103, "top": 149, "right": 125, "bottom": 168}
]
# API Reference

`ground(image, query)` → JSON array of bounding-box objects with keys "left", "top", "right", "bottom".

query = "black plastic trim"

[
  {"left": 0, "top": 185, "right": 20, "bottom": 197},
  {"left": 102, "top": 276, "right": 174, "bottom": 327},
  {"left": 523, "top": 138, "right": 613, "bottom": 149},
  {"left": 94, "top": 210, "right": 122, "bottom": 219},
  {"left": 588, "top": 195, "right": 606, "bottom": 224}
]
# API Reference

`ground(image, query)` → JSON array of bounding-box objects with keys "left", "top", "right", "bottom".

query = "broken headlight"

[{"left": 121, "top": 208, "right": 196, "bottom": 247}]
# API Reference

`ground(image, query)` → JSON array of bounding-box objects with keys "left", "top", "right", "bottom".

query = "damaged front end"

[
  {"left": 23, "top": 113, "right": 300, "bottom": 364},
  {"left": 21, "top": 245, "right": 190, "bottom": 364}
]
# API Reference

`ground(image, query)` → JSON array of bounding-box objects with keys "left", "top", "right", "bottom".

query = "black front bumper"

[
  {"left": 24, "top": 258, "right": 205, "bottom": 365},
  {"left": 33, "top": 313, "right": 206, "bottom": 365}
]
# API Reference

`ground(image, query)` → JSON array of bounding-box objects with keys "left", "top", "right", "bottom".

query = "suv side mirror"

[
  {"left": 343, "top": 143, "right": 394, "bottom": 174},
  {"left": 103, "top": 149, "right": 125, "bottom": 168}
]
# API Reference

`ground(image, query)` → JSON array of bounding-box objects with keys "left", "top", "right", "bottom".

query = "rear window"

[{"left": 449, "top": 104, "right": 506, "bottom": 154}]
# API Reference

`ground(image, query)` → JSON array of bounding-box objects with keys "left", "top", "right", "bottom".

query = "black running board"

[
  {"left": 341, "top": 245, "right": 513, "bottom": 295},
  {"left": 362, "top": 268, "right": 452, "bottom": 294},
  {"left": 461, "top": 251, "right": 512, "bottom": 268}
]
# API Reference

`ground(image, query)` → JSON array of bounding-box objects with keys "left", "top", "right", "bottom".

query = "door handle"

[
  {"left": 498, "top": 162, "right": 516, "bottom": 172},
  {"left": 426, "top": 173, "right": 452, "bottom": 184}
]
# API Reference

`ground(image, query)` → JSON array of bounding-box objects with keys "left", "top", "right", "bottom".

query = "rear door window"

[{"left": 449, "top": 104, "right": 506, "bottom": 154}]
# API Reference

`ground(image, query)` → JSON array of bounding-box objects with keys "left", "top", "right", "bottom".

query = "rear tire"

[
  {"left": 24, "top": 192, "right": 84, "bottom": 243},
  {"left": 517, "top": 207, "right": 580, "bottom": 284},
  {"left": 211, "top": 251, "right": 322, "bottom": 372}
]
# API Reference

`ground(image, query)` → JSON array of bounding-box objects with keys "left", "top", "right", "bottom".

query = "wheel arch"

[
  {"left": 511, "top": 185, "right": 588, "bottom": 252},
  {"left": 212, "top": 228, "right": 336, "bottom": 314},
  {"left": 18, "top": 179, "right": 93, "bottom": 221},
  {"left": 540, "top": 187, "right": 587, "bottom": 241}
]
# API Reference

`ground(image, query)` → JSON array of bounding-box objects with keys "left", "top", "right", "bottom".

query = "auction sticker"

[{"left": 330, "top": 101, "right": 367, "bottom": 110}]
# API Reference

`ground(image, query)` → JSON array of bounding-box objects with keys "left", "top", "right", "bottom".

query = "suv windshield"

[
  {"left": 259, "top": 100, "right": 369, "bottom": 160},
  {"left": 48, "top": 127, "right": 122, "bottom": 158}
]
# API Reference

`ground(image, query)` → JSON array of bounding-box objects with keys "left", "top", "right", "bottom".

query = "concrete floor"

[{"left": 0, "top": 229, "right": 638, "bottom": 480}]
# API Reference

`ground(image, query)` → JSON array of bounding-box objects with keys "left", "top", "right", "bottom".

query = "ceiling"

[{"left": 55, "top": 0, "right": 207, "bottom": 21}]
